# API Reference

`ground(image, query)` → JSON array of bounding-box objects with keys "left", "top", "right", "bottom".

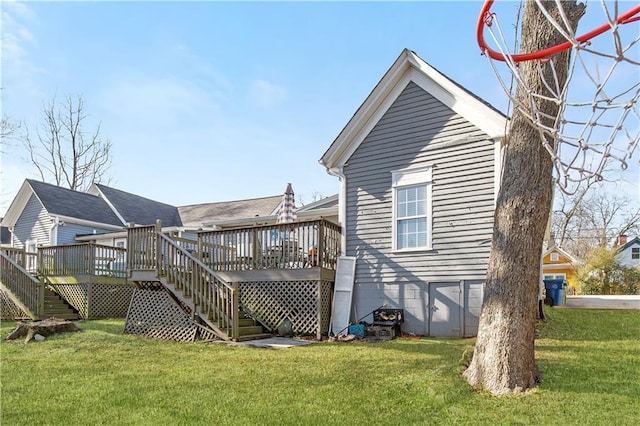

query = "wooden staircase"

[
  {"left": 42, "top": 288, "right": 80, "bottom": 320},
  {"left": 159, "top": 275, "right": 271, "bottom": 342},
  {"left": 1, "top": 251, "right": 79, "bottom": 321},
  {"left": 128, "top": 223, "right": 271, "bottom": 342}
]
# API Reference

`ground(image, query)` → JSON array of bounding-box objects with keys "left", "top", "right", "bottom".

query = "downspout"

[
  {"left": 327, "top": 166, "right": 347, "bottom": 256},
  {"left": 50, "top": 216, "right": 60, "bottom": 246}
]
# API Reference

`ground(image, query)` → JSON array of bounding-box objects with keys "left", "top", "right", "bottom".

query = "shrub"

[{"left": 577, "top": 247, "right": 640, "bottom": 295}]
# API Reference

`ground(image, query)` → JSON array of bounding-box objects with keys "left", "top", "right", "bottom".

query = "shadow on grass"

[
  {"left": 536, "top": 346, "right": 639, "bottom": 397},
  {"left": 77, "top": 319, "right": 126, "bottom": 336}
]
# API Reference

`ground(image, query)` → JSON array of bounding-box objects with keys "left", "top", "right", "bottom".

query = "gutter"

[{"left": 325, "top": 166, "right": 347, "bottom": 256}]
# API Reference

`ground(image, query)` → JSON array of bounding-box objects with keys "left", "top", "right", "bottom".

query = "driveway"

[{"left": 565, "top": 295, "right": 640, "bottom": 310}]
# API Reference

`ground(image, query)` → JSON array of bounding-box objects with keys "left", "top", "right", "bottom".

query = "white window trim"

[
  {"left": 550, "top": 252, "right": 559, "bottom": 262},
  {"left": 391, "top": 165, "right": 433, "bottom": 252},
  {"left": 631, "top": 247, "right": 640, "bottom": 260}
]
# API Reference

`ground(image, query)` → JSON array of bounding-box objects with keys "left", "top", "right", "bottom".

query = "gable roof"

[
  {"left": 180, "top": 195, "right": 283, "bottom": 228},
  {"left": 298, "top": 194, "right": 339, "bottom": 211},
  {"left": 1, "top": 180, "right": 124, "bottom": 229},
  {"left": 320, "top": 48, "right": 507, "bottom": 171},
  {"left": 542, "top": 245, "right": 578, "bottom": 264},
  {"left": 617, "top": 237, "right": 640, "bottom": 253},
  {"left": 90, "top": 183, "right": 182, "bottom": 227}
]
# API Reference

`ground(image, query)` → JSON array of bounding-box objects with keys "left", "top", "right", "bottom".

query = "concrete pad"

[
  {"left": 565, "top": 295, "right": 640, "bottom": 310},
  {"left": 236, "top": 337, "right": 315, "bottom": 349}
]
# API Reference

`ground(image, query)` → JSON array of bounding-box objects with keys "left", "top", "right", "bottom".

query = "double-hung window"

[
  {"left": 392, "top": 166, "right": 433, "bottom": 251},
  {"left": 632, "top": 247, "right": 639, "bottom": 260}
]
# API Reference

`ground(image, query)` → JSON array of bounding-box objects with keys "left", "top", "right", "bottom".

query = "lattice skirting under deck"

[
  {"left": 239, "top": 280, "right": 333, "bottom": 339},
  {"left": 51, "top": 283, "right": 135, "bottom": 319},
  {"left": 0, "top": 288, "right": 31, "bottom": 320},
  {"left": 123, "top": 282, "right": 217, "bottom": 342}
]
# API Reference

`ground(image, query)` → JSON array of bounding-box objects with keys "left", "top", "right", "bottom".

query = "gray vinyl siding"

[
  {"left": 344, "top": 81, "right": 495, "bottom": 335},
  {"left": 12, "top": 194, "right": 51, "bottom": 248},
  {"left": 57, "top": 223, "right": 117, "bottom": 245}
]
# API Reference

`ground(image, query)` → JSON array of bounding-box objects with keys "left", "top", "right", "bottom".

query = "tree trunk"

[
  {"left": 463, "top": 1, "right": 584, "bottom": 395},
  {"left": 5, "top": 318, "right": 81, "bottom": 343}
]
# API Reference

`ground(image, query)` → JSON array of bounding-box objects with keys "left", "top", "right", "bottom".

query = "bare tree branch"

[{"left": 21, "top": 94, "right": 112, "bottom": 191}]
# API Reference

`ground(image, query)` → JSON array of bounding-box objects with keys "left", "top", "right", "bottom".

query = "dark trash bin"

[{"left": 543, "top": 279, "right": 566, "bottom": 306}]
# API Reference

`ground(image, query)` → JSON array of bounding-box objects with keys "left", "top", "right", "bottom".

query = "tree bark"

[
  {"left": 6, "top": 318, "right": 81, "bottom": 343},
  {"left": 463, "top": 1, "right": 584, "bottom": 395}
]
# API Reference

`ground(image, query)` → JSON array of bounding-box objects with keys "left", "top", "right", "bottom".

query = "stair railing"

[
  {"left": 0, "top": 251, "right": 44, "bottom": 319},
  {"left": 128, "top": 221, "right": 239, "bottom": 340}
]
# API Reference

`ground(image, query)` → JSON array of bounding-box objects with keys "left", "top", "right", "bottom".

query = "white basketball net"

[{"left": 479, "top": 0, "right": 640, "bottom": 194}]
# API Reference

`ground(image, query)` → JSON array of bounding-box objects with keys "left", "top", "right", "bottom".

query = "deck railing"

[
  {"left": 128, "top": 222, "right": 239, "bottom": 340},
  {"left": 197, "top": 219, "right": 342, "bottom": 272},
  {"left": 1, "top": 247, "right": 38, "bottom": 274},
  {"left": 38, "top": 243, "right": 127, "bottom": 277},
  {"left": 0, "top": 251, "right": 43, "bottom": 318}
]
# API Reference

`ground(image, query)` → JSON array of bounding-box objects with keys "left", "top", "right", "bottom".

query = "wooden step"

[
  {"left": 235, "top": 333, "right": 273, "bottom": 342},
  {"left": 41, "top": 313, "right": 80, "bottom": 320},
  {"left": 238, "top": 325, "right": 266, "bottom": 336},
  {"left": 42, "top": 290, "right": 79, "bottom": 319},
  {"left": 238, "top": 318, "right": 257, "bottom": 327}
]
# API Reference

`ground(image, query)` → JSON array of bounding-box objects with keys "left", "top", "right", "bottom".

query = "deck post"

[
  {"left": 316, "top": 280, "right": 322, "bottom": 340},
  {"left": 155, "top": 220, "right": 163, "bottom": 274},
  {"left": 318, "top": 222, "right": 325, "bottom": 268},
  {"left": 231, "top": 283, "right": 239, "bottom": 340},
  {"left": 252, "top": 229, "right": 258, "bottom": 270}
]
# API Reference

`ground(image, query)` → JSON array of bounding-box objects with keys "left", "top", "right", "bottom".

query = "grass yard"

[{"left": 1, "top": 308, "right": 639, "bottom": 425}]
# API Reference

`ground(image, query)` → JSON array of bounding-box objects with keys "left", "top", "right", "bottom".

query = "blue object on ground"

[{"left": 544, "top": 279, "right": 566, "bottom": 306}]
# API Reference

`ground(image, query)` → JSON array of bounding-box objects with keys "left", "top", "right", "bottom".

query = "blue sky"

[{"left": 1, "top": 0, "right": 638, "bottom": 216}]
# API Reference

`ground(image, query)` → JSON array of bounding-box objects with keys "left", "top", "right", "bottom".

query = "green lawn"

[{"left": 1, "top": 308, "right": 639, "bottom": 425}]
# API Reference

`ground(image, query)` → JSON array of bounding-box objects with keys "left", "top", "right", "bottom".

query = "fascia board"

[
  {"left": 542, "top": 245, "right": 578, "bottom": 263},
  {"left": 56, "top": 214, "right": 124, "bottom": 232},
  {"left": 543, "top": 263, "right": 577, "bottom": 270},
  {"left": 407, "top": 55, "right": 507, "bottom": 138},
  {"left": 324, "top": 69, "right": 412, "bottom": 170},
  {"left": 321, "top": 51, "right": 413, "bottom": 170},
  {"left": 321, "top": 50, "right": 507, "bottom": 171},
  {"left": 1, "top": 181, "right": 40, "bottom": 228},
  {"left": 76, "top": 230, "right": 128, "bottom": 241}
]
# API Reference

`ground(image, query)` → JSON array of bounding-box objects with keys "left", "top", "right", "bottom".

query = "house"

[
  {"left": 320, "top": 49, "right": 507, "bottom": 337},
  {"left": 1, "top": 180, "right": 190, "bottom": 252},
  {"left": 185, "top": 195, "right": 284, "bottom": 228},
  {"left": 1, "top": 180, "right": 124, "bottom": 252},
  {"left": 615, "top": 235, "right": 640, "bottom": 269},
  {"left": 542, "top": 245, "right": 578, "bottom": 292},
  {"left": 80, "top": 193, "right": 287, "bottom": 248},
  {"left": 88, "top": 183, "right": 183, "bottom": 228}
]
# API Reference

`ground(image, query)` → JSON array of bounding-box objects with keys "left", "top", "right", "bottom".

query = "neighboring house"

[
  {"left": 208, "top": 194, "right": 339, "bottom": 229},
  {"left": 615, "top": 236, "right": 640, "bottom": 269},
  {"left": 320, "top": 49, "right": 507, "bottom": 337},
  {"left": 187, "top": 195, "right": 284, "bottom": 228},
  {"left": 542, "top": 245, "right": 578, "bottom": 292},
  {"left": 88, "top": 183, "right": 183, "bottom": 228},
  {"left": 1, "top": 180, "right": 124, "bottom": 252}
]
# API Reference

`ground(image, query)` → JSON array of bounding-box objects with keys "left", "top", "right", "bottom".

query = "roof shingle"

[{"left": 27, "top": 180, "right": 123, "bottom": 226}]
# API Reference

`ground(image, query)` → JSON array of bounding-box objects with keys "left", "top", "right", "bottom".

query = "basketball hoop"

[{"left": 477, "top": 0, "right": 640, "bottom": 193}]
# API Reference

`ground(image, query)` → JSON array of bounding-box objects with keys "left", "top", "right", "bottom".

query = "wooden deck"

[
  {"left": 2, "top": 218, "right": 342, "bottom": 339},
  {"left": 127, "top": 219, "right": 341, "bottom": 340}
]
